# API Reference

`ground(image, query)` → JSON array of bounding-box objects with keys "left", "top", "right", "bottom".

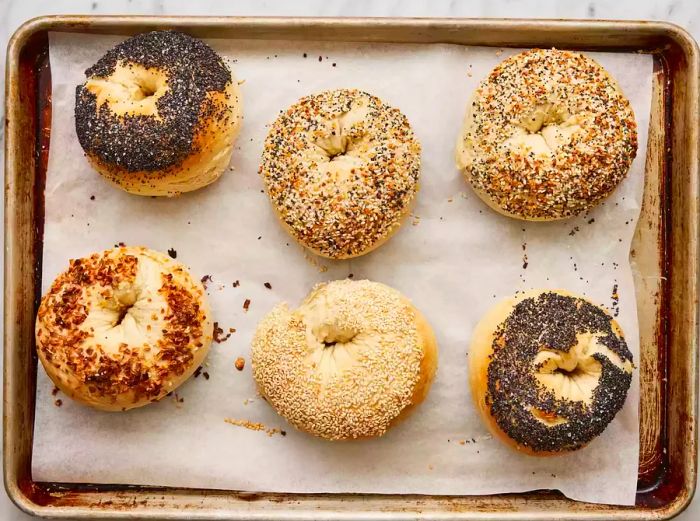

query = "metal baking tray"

[{"left": 4, "top": 15, "right": 698, "bottom": 520}]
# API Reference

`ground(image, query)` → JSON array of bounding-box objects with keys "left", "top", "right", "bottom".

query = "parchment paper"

[{"left": 34, "top": 32, "right": 652, "bottom": 505}]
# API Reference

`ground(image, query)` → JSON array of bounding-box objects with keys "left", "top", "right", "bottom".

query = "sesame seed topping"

[{"left": 251, "top": 280, "right": 424, "bottom": 440}]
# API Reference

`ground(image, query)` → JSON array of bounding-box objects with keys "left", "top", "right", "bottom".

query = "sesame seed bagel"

[
  {"left": 35, "top": 247, "right": 213, "bottom": 411},
  {"left": 75, "top": 31, "right": 242, "bottom": 196},
  {"left": 456, "top": 49, "right": 638, "bottom": 221},
  {"left": 260, "top": 89, "right": 421, "bottom": 259},
  {"left": 469, "top": 290, "right": 634, "bottom": 456},
  {"left": 251, "top": 279, "right": 438, "bottom": 440}
]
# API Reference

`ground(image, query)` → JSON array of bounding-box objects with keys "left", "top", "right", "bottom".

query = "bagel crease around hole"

[{"left": 85, "top": 61, "right": 168, "bottom": 118}]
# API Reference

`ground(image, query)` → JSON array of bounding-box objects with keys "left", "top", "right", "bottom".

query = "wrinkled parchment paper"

[{"left": 33, "top": 32, "right": 652, "bottom": 505}]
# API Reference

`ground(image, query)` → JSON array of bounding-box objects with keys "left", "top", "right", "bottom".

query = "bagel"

[
  {"left": 35, "top": 246, "right": 213, "bottom": 411},
  {"left": 469, "top": 289, "right": 634, "bottom": 455},
  {"left": 259, "top": 89, "right": 421, "bottom": 259},
  {"left": 75, "top": 30, "right": 242, "bottom": 196},
  {"left": 456, "top": 49, "right": 637, "bottom": 221},
  {"left": 251, "top": 279, "right": 438, "bottom": 440}
]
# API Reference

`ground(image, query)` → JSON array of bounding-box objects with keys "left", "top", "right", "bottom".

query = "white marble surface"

[{"left": 1, "top": 0, "right": 698, "bottom": 519}]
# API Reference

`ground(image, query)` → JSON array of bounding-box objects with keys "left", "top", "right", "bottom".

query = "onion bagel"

[{"left": 35, "top": 246, "right": 213, "bottom": 411}]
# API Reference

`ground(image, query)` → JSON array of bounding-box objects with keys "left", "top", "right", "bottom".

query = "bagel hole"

[
  {"left": 320, "top": 328, "right": 357, "bottom": 349},
  {"left": 553, "top": 365, "right": 588, "bottom": 379},
  {"left": 112, "top": 289, "right": 138, "bottom": 327},
  {"left": 322, "top": 335, "right": 357, "bottom": 349},
  {"left": 139, "top": 85, "right": 156, "bottom": 98},
  {"left": 317, "top": 132, "right": 349, "bottom": 161},
  {"left": 134, "top": 80, "right": 158, "bottom": 100},
  {"left": 115, "top": 305, "right": 132, "bottom": 326},
  {"left": 521, "top": 104, "right": 568, "bottom": 133}
]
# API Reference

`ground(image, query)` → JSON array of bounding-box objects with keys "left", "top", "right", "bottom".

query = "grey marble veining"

[{"left": 1, "top": 0, "right": 698, "bottom": 519}]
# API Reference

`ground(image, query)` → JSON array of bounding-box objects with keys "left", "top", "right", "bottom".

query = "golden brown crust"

[
  {"left": 87, "top": 84, "right": 241, "bottom": 196},
  {"left": 35, "top": 247, "right": 213, "bottom": 411},
  {"left": 389, "top": 305, "right": 438, "bottom": 429},
  {"left": 251, "top": 280, "right": 437, "bottom": 440}
]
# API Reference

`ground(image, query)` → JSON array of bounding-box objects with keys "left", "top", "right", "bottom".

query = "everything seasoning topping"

[
  {"left": 486, "top": 292, "right": 633, "bottom": 452},
  {"left": 459, "top": 49, "right": 637, "bottom": 219},
  {"left": 259, "top": 89, "right": 421, "bottom": 258},
  {"left": 75, "top": 30, "right": 234, "bottom": 172},
  {"left": 35, "top": 247, "right": 210, "bottom": 404}
]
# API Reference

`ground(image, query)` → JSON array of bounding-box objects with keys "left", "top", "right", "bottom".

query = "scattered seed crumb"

[
  {"left": 235, "top": 357, "right": 245, "bottom": 371},
  {"left": 318, "top": 56, "right": 322, "bottom": 62},
  {"left": 203, "top": 372, "right": 210, "bottom": 380},
  {"left": 348, "top": 273, "right": 354, "bottom": 279},
  {"left": 588, "top": 218, "right": 595, "bottom": 224},
  {"left": 201, "top": 274, "right": 212, "bottom": 289},
  {"left": 568, "top": 226, "right": 580, "bottom": 236},
  {"left": 243, "top": 299, "right": 251, "bottom": 311},
  {"left": 90, "top": 195, "right": 95, "bottom": 201},
  {"left": 332, "top": 63, "right": 336, "bottom": 67},
  {"left": 51, "top": 386, "right": 60, "bottom": 396},
  {"left": 264, "top": 282, "right": 272, "bottom": 289},
  {"left": 167, "top": 248, "right": 177, "bottom": 259},
  {"left": 233, "top": 280, "right": 240, "bottom": 288},
  {"left": 114, "top": 241, "right": 125, "bottom": 248},
  {"left": 303, "top": 250, "right": 328, "bottom": 273},
  {"left": 224, "top": 417, "right": 284, "bottom": 437},
  {"left": 611, "top": 283, "right": 620, "bottom": 317},
  {"left": 303, "top": 53, "right": 307, "bottom": 58},
  {"left": 54, "top": 399, "right": 62, "bottom": 407},
  {"left": 194, "top": 366, "right": 202, "bottom": 378}
]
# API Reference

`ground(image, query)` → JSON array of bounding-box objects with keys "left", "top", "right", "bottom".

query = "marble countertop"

[{"left": 1, "top": 0, "right": 698, "bottom": 519}]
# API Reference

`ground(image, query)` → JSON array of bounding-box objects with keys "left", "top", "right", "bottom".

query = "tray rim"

[{"left": 4, "top": 14, "right": 699, "bottom": 521}]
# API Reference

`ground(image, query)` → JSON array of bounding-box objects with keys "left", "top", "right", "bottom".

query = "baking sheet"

[{"left": 33, "top": 32, "right": 652, "bottom": 506}]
